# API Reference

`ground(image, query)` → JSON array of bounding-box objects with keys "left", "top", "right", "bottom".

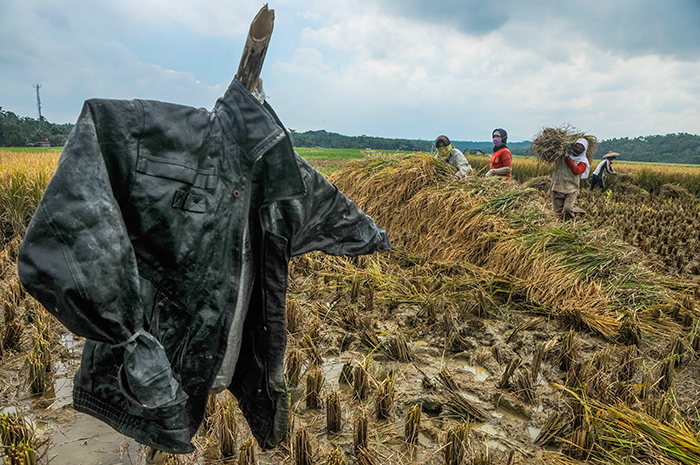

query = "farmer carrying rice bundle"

[{"left": 528, "top": 125, "right": 597, "bottom": 220}]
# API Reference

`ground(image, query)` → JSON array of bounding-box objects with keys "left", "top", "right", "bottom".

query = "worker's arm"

[
  {"left": 606, "top": 161, "right": 617, "bottom": 175},
  {"left": 565, "top": 156, "right": 587, "bottom": 175},
  {"left": 486, "top": 166, "right": 512, "bottom": 176}
]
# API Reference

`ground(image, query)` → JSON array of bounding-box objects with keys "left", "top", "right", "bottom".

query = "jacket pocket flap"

[
  {"left": 137, "top": 156, "right": 217, "bottom": 189},
  {"left": 172, "top": 189, "right": 206, "bottom": 213}
]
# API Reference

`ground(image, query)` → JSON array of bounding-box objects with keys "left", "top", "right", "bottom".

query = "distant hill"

[{"left": 291, "top": 130, "right": 700, "bottom": 165}]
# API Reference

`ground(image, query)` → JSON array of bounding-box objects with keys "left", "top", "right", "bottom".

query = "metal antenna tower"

[{"left": 33, "top": 83, "right": 42, "bottom": 120}]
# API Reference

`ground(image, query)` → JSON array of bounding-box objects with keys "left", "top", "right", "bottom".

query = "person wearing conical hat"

[
  {"left": 551, "top": 138, "right": 590, "bottom": 220},
  {"left": 589, "top": 151, "right": 619, "bottom": 190},
  {"left": 434, "top": 135, "right": 473, "bottom": 179}
]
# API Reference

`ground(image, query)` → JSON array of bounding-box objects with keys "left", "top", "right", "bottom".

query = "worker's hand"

[{"left": 485, "top": 169, "right": 495, "bottom": 177}]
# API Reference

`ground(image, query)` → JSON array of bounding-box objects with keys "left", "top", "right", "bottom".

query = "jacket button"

[{"left": 231, "top": 189, "right": 241, "bottom": 200}]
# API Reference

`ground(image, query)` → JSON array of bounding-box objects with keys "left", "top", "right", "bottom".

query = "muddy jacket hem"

[{"left": 18, "top": 78, "right": 390, "bottom": 454}]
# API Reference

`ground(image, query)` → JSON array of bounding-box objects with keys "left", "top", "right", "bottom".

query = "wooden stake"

[{"left": 237, "top": 4, "right": 275, "bottom": 93}]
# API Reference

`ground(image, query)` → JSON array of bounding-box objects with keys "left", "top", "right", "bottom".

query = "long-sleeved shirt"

[{"left": 592, "top": 159, "right": 617, "bottom": 178}]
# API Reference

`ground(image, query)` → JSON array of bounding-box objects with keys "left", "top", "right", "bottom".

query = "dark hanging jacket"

[{"left": 17, "top": 77, "right": 390, "bottom": 454}]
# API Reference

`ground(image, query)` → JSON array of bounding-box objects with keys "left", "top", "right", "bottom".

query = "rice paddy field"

[{"left": 1, "top": 147, "right": 700, "bottom": 465}]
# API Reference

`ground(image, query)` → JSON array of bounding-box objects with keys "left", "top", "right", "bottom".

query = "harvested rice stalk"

[
  {"left": 376, "top": 373, "right": 395, "bottom": 420},
  {"left": 669, "top": 336, "right": 685, "bottom": 367},
  {"left": 559, "top": 330, "right": 580, "bottom": 372},
  {"left": 444, "top": 390, "right": 489, "bottom": 423},
  {"left": 26, "top": 350, "right": 45, "bottom": 395},
  {"left": 534, "top": 413, "right": 567, "bottom": 447},
  {"left": 353, "top": 364, "right": 371, "bottom": 401},
  {"left": 350, "top": 277, "right": 361, "bottom": 303},
  {"left": 498, "top": 357, "right": 521, "bottom": 390},
  {"left": 617, "top": 344, "right": 640, "bottom": 384},
  {"left": 513, "top": 369, "right": 538, "bottom": 405},
  {"left": 306, "top": 369, "right": 323, "bottom": 410},
  {"left": 528, "top": 125, "right": 597, "bottom": 164},
  {"left": 287, "top": 299, "right": 303, "bottom": 334},
  {"left": 339, "top": 362, "right": 353, "bottom": 386},
  {"left": 326, "top": 391, "right": 342, "bottom": 434},
  {"left": 506, "top": 317, "right": 544, "bottom": 343},
  {"left": 4, "top": 441, "right": 37, "bottom": 465},
  {"left": 326, "top": 448, "right": 345, "bottom": 465},
  {"left": 404, "top": 403, "right": 421, "bottom": 445},
  {"left": 353, "top": 411, "right": 368, "bottom": 453},
  {"left": 300, "top": 333, "right": 323, "bottom": 367},
  {"left": 691, "top": 320, "right": 700, "bottom": 352},
  {"left": 617, "top": 317, "right": 642, "bottom": 347},
  {"left": 294, "top": 427, "right": 313, "bottom": 465},
  {"left": 658, "top": 355, "right": 677, "bottom": 392},
  {"left": 443, "top": 421, "right": 470, "bottom": 465},
  {"left": 414, "top": 364, "right": 435, "bottom": 390},
  {"left": 286, "top": 349, "right": 303, "bottom": 388},
  {"left": 337, "top": 305, "right": 358, "bottom": 330},
  {"left": 386, "top": 334, "right": 412, "bottom": 362},
  {"left": 219, "top": 395, "right": 238, "bottom": 458},
  {"left": 357, "top": 447, "right": 377, "bottom": 465},
  {"left": 364, "top": 285, "right": 374, "bottom": 312},
  {"left": 0, "top": 412, "right": 30, "bottom": 447},
  {"left": 3, "top": 300, "right": 24, "bottom": 351},
  {"left": 238, "top": 437, "right": 257, "bottom": 465},
  {"left": 438, "top": 368, "right": 460, "bottom": 392},
  {"left": 530, "top": 341, "right": 548, "bottom": 381},
  {"left": 362, "top": 329, "right": 381, "bottom": 351}
]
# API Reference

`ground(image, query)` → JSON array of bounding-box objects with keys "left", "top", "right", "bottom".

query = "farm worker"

[
  {"left": 551, "top": 138, "right": 590, "bottom": 220},
  {"left": 589, "top": 151, "right": 618, "bottom": 190},
  {"left": 434, "top": 135, "right": 473, "bottom": 179},
  {"left": 485, "top": 128, "right": 512, "bottom": 180}
]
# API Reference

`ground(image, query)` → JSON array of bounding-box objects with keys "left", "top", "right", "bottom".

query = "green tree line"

[
  {"left": 291, "top": 129, "right": 700, "bottom": 164},
  {"left": 0, "top": 108, "right": 74, "bottom": 147}
]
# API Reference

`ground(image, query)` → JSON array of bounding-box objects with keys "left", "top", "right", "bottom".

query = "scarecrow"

[
  {"left": 434, "top": 135, "right": 473, "bottom": 179},
  {"left": 590, "top": 151, "right": 619, "bottom": 190},
  {"left": 17, "top": 6, "right": 390, "bottom": 457}
]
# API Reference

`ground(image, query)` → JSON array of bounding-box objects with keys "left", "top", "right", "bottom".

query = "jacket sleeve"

[
  {"left": 18, "top": 100, "right": 185, "bottom": 409},
  {"left": 288, "top": 154, "right": 391, "bottom": 257}
]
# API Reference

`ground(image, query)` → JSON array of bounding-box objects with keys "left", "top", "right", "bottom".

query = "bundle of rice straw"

[{"left": 527, "top": 124, "right": 597, "bottom": 164}]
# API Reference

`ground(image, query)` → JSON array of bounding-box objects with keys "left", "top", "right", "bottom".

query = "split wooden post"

[{"left": 237, "top": 4, "right": 275, "bottom": 93}]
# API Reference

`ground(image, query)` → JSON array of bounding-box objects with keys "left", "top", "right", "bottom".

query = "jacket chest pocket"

[{"left": 135, "top": 154, "right": 218, "bottom": 213}]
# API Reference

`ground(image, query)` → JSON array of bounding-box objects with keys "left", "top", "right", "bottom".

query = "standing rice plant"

[
  {"left": 238, "top": 437, "right": 257, "bottom": 465},
  {"left": 404, "top": 403, "right": 421, "bottom": 445},
  {"left": 443, "top": 421, "right": 470, "bottom": 465},
  {"left": 376, "top": 372, "right": 394, "bottom": 420},
  {"left": 326, "top": 391, "right": 342, "bottom": 434},
  {"left": 293, "top": 427, "right": 314, "bottom": 465}
]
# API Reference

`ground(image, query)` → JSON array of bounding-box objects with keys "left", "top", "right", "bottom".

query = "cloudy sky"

[{"left": 2, "top": 0, "right": 699, "bottom": 142}]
